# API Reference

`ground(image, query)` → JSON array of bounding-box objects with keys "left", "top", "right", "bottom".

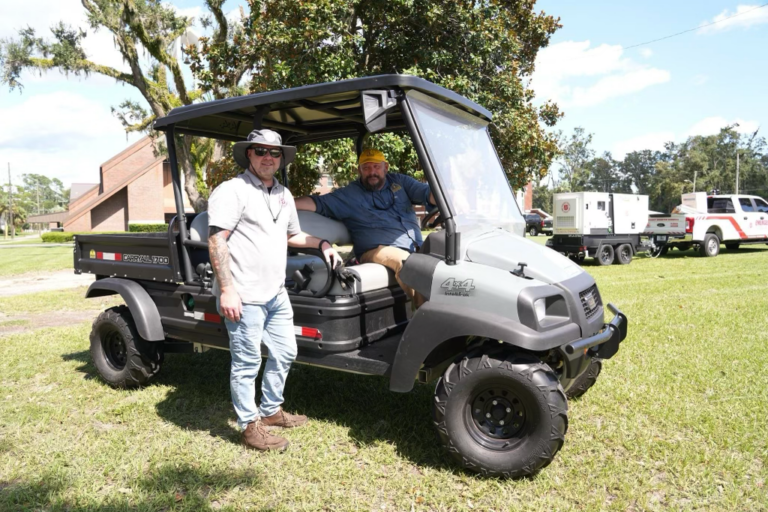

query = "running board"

[{"left": 293, "top": 333, "right": 401, "bottom": 376}]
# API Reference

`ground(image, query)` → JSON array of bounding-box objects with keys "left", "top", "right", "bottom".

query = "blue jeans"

[{"left": 218, "top": 289, "right": 297, "bottom": 430}]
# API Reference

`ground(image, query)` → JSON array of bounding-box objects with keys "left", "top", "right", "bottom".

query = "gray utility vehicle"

[{"left": 75, "top": 75, "right": 627, "bottom": 478}]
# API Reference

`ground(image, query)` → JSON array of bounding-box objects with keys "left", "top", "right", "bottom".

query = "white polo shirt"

[{"left": 208, "top": 171, "right": 301, "bottom": 304}]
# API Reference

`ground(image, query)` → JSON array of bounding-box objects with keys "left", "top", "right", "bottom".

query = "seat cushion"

[
  {"left": 298, "top": 211, "right": 351, "bottom": 245},
  {"left": 286, "top": 256, "right": 397, "bottom": 296},
  {"left": 189, "top": 212, "right": 209, "bottom": 242}
]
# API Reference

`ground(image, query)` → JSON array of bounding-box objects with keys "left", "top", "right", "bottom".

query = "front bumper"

[{"left": 558, "top": 303, "right": 628, "bottom": 379}]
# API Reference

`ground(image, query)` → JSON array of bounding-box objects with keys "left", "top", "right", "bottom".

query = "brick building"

[{"left": 28, "top": 136, "right": 194, "bottom": 231}]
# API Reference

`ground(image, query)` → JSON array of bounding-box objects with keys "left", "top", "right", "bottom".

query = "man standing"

[
  {"left": 295, "top": 149, "right": 434, "bottom": 307},
  {"left": 208, "top": 129, "right": 341, "bottom": 451}
]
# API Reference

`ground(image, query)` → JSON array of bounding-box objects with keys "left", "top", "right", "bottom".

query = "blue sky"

[
  {"left": 535, "top": 1, "right": 768, "bottom": 159},
  {"left": 1, "top": 1, "right": 766, "bottom": 188}
]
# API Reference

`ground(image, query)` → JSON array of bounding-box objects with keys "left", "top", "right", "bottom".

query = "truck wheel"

[
  {"left": 433, "top": 351, "right": 567, "bottom": 478},
  {"left": 529, "top": 226, "right": 539, "bottom": 237},
  {"left": 616, "top": 244, "right": 633, "bottom": 265},
  {"left": 725, "top": 243, "right": 740, "bottom": 251},
  {"left": 565, "top": 357, "right": 602, "bottom": 399},
  {"left": 90, "top": 306, "right": 163, "bottom": 389},
  {"left": 595, "top": 245, "right": 614, "bottom": 266},
  {"left": 699, "top": 233, "right": 720, "bottom": 257}
]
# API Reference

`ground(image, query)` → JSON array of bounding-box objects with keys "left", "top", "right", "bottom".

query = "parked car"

[{"left": 525, "top": 213, "right": 544, "bottom": 236}]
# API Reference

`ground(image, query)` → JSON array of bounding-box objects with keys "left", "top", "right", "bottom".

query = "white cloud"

[
  {"left": 0, "top": 91, "right": 142, "bottom": 185},
  {"left": 686, "top": 117, "right": 760, "bottom": 137},
  {"left": 611, "top": 117, "right": 761, "bottom": 158},
  {"left": 698, "top": 4, "right": 768, "bottom": 34},
  {"left": 533, "top": 40, "right": 670, "bottom": 108},
  {"left": 639, "top": 48, "right": 653, "bottom": 58},
  {"left": 692, "top": 74, "right": 709, "bottom": 86},
  {"left": 612, "top": 132, "right": 675, "bottom": 159}
]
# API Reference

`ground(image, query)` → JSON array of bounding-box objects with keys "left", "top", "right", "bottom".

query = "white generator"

[{"left": 547, "top": 192, "right": 651, "bottom": 266}]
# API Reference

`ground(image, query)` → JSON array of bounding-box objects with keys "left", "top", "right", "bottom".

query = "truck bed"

[{"left": 74, "top": 232, "right": 182, "bottom": 283}]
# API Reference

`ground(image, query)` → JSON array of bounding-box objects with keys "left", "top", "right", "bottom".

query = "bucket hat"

[{"left": 233, "top": 129, "right": 297, "bottom": 169}]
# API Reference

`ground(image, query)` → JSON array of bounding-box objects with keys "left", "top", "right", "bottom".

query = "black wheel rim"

[
  {"left": 600, "top": 247, "right": 611, "bottom": 264},
  {"left": 465, "top": 383, "right": 528, "bottom": 451},
  {"left": 621, "top": 246, "right": 631, "bottom": 261},
  {"left": 102, "top": 329, "right": 127, "bottom": 370}
]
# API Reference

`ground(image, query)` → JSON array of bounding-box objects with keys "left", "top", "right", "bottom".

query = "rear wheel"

[
  {"left": 595, "top": 244, "right": 615, "bottom": 266},
  {"left": 616, "top": 244, "right": 633, "bottom": 265},
  {"left": 90, "top": 306, "right": 163, "bottom": 388},
  {"left": 565, "top": 358, "right": 603, "bottom": 399},
  {"left": 529, "top": 226, "right": 539, "bottom": 237},
  {"left": 699, "top": 233, "right": 720, "bottom": 257},
  {"left": 725, "top": 243, "right": 740, "bottom": 251},
  {"left": 433, "top": 350, "right": 567, "bottom": 478}
]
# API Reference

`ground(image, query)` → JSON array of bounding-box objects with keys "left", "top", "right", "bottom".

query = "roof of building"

[{"left": 69, "top": 183, "right": 98, "bottom": 204}]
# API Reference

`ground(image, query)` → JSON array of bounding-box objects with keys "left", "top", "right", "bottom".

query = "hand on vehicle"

[
  {"left": 334, "top": 265, "right": 361, "bottom": 291},
  {"left": 320, "top": 241, "right": 342, "bottom": 269},
  {"left": 219, "top": 288, "right": 242, "bottom": 323}
]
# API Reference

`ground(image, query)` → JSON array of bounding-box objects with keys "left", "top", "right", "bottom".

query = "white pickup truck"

[{"left": 643, "top": 192, "right": 768, "bottom": 257}]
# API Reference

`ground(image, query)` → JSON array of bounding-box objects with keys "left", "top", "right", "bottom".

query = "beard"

[{"left": 361, "top": 174, "right": 383, "bottom": 191}]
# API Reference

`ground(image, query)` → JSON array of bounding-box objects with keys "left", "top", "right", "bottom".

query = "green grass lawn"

[
  {"left": 0, "top": 245, "right": 75, "bottom": 277},
  {"left": 0, "top": 236, "right": 46, "bottom": 245},
  {"left": 1, "top": 245, "right": 767, "bottom": 510}
]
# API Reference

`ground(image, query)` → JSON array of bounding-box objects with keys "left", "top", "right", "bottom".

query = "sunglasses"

[{"left": 250, "top": 147, "right": 282, "bottom": 158}]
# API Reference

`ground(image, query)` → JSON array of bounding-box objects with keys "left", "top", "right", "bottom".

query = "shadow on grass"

[
  {"left": 0, "top": 463, "right": 263, "bottom": 511},
  {"left": 63, "top": 348, "right": 451, "bottom": 472}
]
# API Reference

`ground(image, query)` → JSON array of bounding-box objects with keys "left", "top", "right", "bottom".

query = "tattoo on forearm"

[{"left": 208, "top": 227, "right": 234, "bottom": 288}]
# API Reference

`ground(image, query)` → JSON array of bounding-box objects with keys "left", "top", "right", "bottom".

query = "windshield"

[{"left": 407, "top": 90, "right": 524, "bottom": 231}]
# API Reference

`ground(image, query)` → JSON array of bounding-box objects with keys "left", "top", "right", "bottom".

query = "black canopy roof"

[{"left": 153, "top": 75, "right": 491, "bottom": 146}]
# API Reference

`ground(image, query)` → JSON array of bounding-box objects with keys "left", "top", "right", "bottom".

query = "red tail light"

[
  {"left": 685, "top": 217, "right": 694, "bottom": 233},
  {"left": 541, "top": 220, "right": 545, "bottom": 227}
]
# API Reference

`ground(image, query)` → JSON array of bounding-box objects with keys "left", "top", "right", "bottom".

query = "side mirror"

[{"left": 362, "top": 90, "right": 398, "bottom": 133}]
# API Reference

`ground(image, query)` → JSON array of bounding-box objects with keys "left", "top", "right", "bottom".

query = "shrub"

[
  {"left": 129, "top": 223, "right": 169, "bottom": 233},
  {"left": 42, "top": 232, "right": 75, "bottom": 243}
]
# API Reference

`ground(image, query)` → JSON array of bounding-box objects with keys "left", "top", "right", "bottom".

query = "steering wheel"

[{"left": 421, "top": 206, "right": 444, "bottom": 230}]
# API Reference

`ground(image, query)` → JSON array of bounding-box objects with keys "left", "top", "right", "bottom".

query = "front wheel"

[
  {"left": 565, "top": 357, "right": 603, "bottom": 399},
  {"left": 433, "top": 351, "right": 568, "bottom": 478},
  {"left": 90, "top": 306, "right": 163, "bottom": 388},
  {"left": 699, "top": 233, "right": 720, "bottom": 257}
]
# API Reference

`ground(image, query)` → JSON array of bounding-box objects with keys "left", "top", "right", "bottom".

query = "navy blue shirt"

[{"left": 312, "top": 173, "right": 432, "bottom": 258}]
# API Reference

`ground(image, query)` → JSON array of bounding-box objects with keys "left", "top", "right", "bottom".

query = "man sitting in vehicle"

[{"left": 295, "top": 148, "right": 435, "bottom": 308}]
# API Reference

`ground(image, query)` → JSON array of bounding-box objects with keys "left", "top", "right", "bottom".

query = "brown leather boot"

[
  {"left": 242, "top": 420, "right": 289, "bottom": 451},
  {"left": 261, "top": 408, "right": 308, "bottom": 429}
]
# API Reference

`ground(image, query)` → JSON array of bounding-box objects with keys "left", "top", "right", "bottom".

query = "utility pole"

[
  {"left": 8, "top": 163, "right": 14, "bottom": 240},
  {"left": 736, "top": 152, "right": 740, "bottom": 195}
]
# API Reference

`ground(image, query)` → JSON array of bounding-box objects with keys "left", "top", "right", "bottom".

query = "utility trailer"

[
  {"left": 546, "top": 192, "right": 651, "bottom": 265},
  {"left": 74, "top": 75, "right": 627, "bottom": 478}
]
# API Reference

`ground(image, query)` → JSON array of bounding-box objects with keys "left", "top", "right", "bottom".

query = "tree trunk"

[{"left": 177, "top": 135, "right": 208, "bottom": 213}]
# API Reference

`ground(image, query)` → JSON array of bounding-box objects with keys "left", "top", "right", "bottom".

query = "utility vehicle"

[{"left": 75, "top": 75, "right": 627, "bottom": 478}]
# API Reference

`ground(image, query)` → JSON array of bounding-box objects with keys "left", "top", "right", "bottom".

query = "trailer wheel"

[
  {"left": 90, "top": 306, "right": 163, "bottom": 389},
  {"left": 699, "top": 233, "right": 720, "bottom": 257},
  {"left": 595, "top": 244, "right": 615, "bottom": 266},
  {"left": 529, "top": 226, "right": 539, "bottom": 237},
  {"left": 725, "top": 243, "right": 740, "bottom": 251},
  {"left": 616, "top": 244, "right": 633, "bottom": 265},
  {"left": 433, "top": 351, "right": 567, "bottom": 478},
  {"left": 565, "top": 357, "right": 602, "bottom": 399}
]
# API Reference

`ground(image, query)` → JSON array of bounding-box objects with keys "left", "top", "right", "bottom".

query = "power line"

[{"left": 623, "top": 3, "right": 768, "bottom": 50}]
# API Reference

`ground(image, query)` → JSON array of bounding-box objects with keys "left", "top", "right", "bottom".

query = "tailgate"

[
  {"left": 643, "top": 216, "right": 687, "bottom": 236},
  {"left": 74, "top": 233, "right": 181, "bottom": 283}
]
